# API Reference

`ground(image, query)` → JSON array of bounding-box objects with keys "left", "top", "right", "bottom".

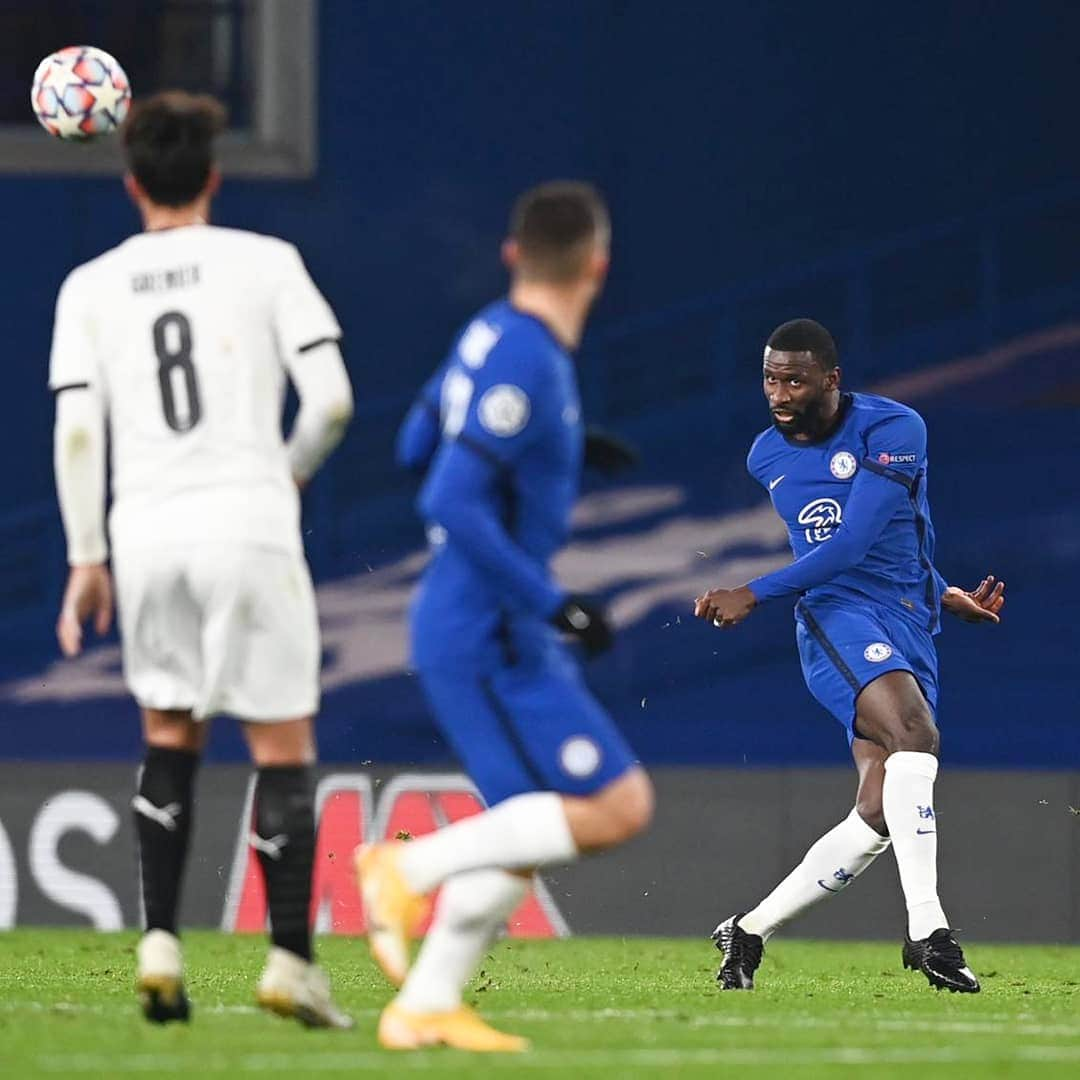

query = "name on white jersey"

[{"left": 131, "top": 264, "right": 201, "bottom": 294}]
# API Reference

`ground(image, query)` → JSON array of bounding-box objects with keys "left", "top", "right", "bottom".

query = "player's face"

[{"left": 763, "top": 349, "right": 838, "bottom": 437}]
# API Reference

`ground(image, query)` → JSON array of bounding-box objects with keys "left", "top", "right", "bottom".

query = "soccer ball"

[{"left": 31, "top": 46, "right": 131, "bottom": 140}]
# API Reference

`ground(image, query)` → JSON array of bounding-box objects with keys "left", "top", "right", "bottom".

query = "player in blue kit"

[
  {"left": 695, "top": 319, "right": 1005, "bottom": 994},
  {"left": 357, "top": 182, "right": 653, "bottom": 1052}
]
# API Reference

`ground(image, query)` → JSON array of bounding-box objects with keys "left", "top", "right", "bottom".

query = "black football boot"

[
  {"left": 712, "top": 913, "right": 764, "bottom": 990},
  {"left": 902, "top": 928, "right": 980, "bottom": 993}
]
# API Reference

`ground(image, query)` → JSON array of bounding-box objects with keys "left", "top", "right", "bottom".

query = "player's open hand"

[
  {"left": 694, "top": 585, "right": 757, "bottom": 628},
  {"left": 941, "top": 575, "right": 1005, "bottom": 625},
  {"left": 57, "top": 563, "right": 114, "bottom": 657}
]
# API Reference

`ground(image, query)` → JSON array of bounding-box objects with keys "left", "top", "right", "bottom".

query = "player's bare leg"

[
  {"left": 358, "top": 767, "right": 652, "bottom": 1050},
  {"left": 713, "top": 741, "right": 891, "bottom": 989},
  {"left": 134, "top": 708, "right": 206, "bottom": 1023},
  {"left": 244, "top": 716, "right": 351, "bottom": 1028},
  {"left": 856, "top": 671, "right": 979, "bottom": 992},
  {"left": 560, "top": 766, "right": 655, "bottom": 850}
]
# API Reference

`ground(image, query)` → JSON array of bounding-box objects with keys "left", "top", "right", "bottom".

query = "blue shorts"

[
  {"left": 418, "top": 647, "right": 638, "bottom": 806},
  {"left": 795, "top": 599, "right": 939, "bottom": 745}
]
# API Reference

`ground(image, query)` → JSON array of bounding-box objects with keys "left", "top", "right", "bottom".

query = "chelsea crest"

[{"left": 829, "top": 451, "right": 857, "bottom": 480}]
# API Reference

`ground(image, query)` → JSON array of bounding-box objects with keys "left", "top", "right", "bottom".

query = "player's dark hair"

[
  {"left": 509, "top": 181, "right": 610, "bottom": 282},
  {"left": 123, "top": 91, "right": 226, "bottom": 207},
  {"left": 766, "top": 318, "right": 839, "bottom": 371}
]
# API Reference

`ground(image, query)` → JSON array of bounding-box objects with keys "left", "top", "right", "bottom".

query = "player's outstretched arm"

[
  {"left": 706, "top": 413, "right": 932, "bottom": 624},
  {"left": 53, "top": 385, "right": 112, "bottom": 656},
  {"left": 694, "top": 467, "right": 908, "bottom": 631},
  {"left": 286, "top": 341, "right": 354, "bottom": 485},
  {"left": 941, "top": 575, "right": 1006, "bottom": 624}
]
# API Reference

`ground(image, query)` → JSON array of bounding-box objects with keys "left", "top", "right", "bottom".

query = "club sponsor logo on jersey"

[
  {"left": 797, "top": 497, "right": 843, "bottom": 544},
  {"left": 559, "top": 736, "right": 602, "bottom": 778},
  {"left": 829, "top": 451, "right": 857, "bottom": 480},
  {"left": 478, "top": 384, "right": 531, "bottom": 437},
  {"left": 864, "top": 642, "right": 893, "bottom": 662},
  {"left": 877, "top": 451, "right": 918, "bottom": 465}
]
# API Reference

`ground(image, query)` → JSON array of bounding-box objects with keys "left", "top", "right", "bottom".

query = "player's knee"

[
  {"left": 565, "top": 768, "right": 654, "bottom": 849},
  {"left": 884, "top": 701, "right": 939, "bottom": 755},
  {"left": 146, "top": 727, "right": 202, "bottom": 753},
  {"left": 143, "top": 709, "right": 203, "bottom": 753},
  {"left": 244, "top": 717, "right": 316, "bottom": 767},
  {"left": 607, "top": 768, "right": 654, "bottom": 843}
]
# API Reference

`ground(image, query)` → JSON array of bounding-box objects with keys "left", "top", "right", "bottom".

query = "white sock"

[
  {"left": 398, "top": 792, "right": 577, "bottom": 894},
  {"left": 882, "top": 750, "right": 948, "bottom": 939},
  {"left": 740, "top": 807, "right": 891, "bottom": 940},
  {"left": 396, "top": 869, "right": 529, "bottom": 1013}
]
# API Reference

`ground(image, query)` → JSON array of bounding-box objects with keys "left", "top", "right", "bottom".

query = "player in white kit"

[{"left": 49, "top": 92, "right": 353, "bottom": 1027}]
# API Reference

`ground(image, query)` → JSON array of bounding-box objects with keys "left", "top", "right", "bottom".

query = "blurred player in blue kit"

[
  {"left": 357, "top": 182, "right": 653, "bottom": 1052},
  {"left": 695, "top": 319, "right": 1005, "bottom": 994}
]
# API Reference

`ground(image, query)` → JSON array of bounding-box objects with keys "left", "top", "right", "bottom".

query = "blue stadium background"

[{"left": 1, "top": 1, "right": 1077, "bottom": 768}]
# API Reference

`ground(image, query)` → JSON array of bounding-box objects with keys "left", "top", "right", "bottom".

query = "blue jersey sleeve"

[
  {"left": 450, "top": 359, "right": 551, "bottom": 466},
  {"left": 859, "top": 409, "right": 927, "bottom": 484},
  {"left": 396, "top": 368, "right": 443, "bottom": 473},
  {"left": 748, "top": 412, "right": 926, "bottom": 601},
  {"left": 745, "top": 431, "right": 772, "bottom": 490},
  {"left": 416, "top": 350, "right": 564, "bottom": 618}
]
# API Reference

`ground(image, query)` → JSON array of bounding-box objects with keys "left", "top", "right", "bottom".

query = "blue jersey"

[
  {"left": 398, "top": 300, "right": 582, "bottom": 671},
  {"left": 746, "top": 392, "right": 947, "bottom": 632}
]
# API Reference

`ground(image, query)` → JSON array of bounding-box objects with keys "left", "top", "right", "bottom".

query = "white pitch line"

[
  {"left": 0, "top": 1001, "right": 263, "bottom": 1016},
  {"left": 8, "top": 1001, "right": 1080, "bottom": 1039},
  {"left": 35, "top": 1045, "right": 1080, "bottom": 1073},
  {"left": 494, "top": 1006, "right": 1080, "bottom": 1038}
]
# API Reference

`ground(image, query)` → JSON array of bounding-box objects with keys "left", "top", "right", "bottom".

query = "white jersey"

[{"left": 48, "top": 224, "right": 340, "bottom": 557}]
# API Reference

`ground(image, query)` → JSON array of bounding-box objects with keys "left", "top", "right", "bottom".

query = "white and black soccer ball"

[{"left": 31, "top": 46, "right": 131, "bottom": 140}]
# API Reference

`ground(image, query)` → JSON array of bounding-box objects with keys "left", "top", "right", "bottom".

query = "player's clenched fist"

[{"left": 694, "top": 585, "right": 757, "bottom": 628}]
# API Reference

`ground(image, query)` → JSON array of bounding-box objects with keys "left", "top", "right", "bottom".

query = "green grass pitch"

[{"left": 2, "top": 931, "right": 1078, "bottom": 1078}]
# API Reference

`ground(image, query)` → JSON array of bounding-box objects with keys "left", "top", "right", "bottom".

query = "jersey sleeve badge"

[{"left": 477, "top": 384, "right": 531, "bottom": 437}]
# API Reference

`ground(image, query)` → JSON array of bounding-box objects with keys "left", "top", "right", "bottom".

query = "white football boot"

[
  {"left": 256, "top": 946, "right": 354, "bottom": 1029},
  {"left": 137, "top": 929, "right": 190, "bottom": 1023}
]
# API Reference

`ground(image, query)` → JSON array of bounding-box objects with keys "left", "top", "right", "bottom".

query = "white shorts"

[{"left": 114, "top": 543, "right": 320, "bottom": 722}]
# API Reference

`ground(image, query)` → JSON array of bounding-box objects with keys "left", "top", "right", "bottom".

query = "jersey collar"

[{"left": 505, "top": 301, "right": 569, "bottom": 353}]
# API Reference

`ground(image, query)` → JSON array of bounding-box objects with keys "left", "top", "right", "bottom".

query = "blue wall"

[
  {"left": 8, "top": 2, "right": 1080, "bottom": 503},
  {"left": 2, "top": 2, "right": 1078, "bottom": 766}
]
